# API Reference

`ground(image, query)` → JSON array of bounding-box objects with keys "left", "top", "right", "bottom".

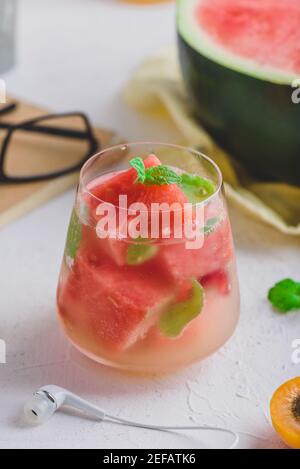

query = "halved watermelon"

[
  {"left": 58, "top": 252, "right": 175, "bottom": 351},
  {"left": 177, "top": 0, "right": 300, "bottom": 184}
]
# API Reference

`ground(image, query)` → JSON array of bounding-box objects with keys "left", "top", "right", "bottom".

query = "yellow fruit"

[{"left": 270, "top": 377, "right": 300, "bottom": 449}]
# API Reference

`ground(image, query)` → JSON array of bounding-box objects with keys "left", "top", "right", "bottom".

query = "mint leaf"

[
  {"left": 203, "top": 217, "right": 219, "bottom": 234},
  {"left": 144, "top": 165, "right": 180, "bottom": 186},
  {"left": 130, "top": 157, "right": 146, "bottom": 183},
  {"left": 179, "top": 173, "right": 215, "bottom": 203},
  {"left": 65, "top": 209, "right": 81, "bottom": 260},
  {"left": 127, "top": 240, "right": 158, "bottom": 265},
  {"left": 268, "top": 279, "right": 300, "bottom": 313},
  {"left": 159, "top": 280, "right": 204, "bottom": 338}
]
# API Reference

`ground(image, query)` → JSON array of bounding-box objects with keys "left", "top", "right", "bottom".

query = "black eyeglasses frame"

[{"left": 0, "top": 103, "right": 100, "bottom": 184}]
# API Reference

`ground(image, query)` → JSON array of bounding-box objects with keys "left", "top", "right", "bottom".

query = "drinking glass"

[{"left": 57, "top": 143, "right": 240, "bottom": 373}]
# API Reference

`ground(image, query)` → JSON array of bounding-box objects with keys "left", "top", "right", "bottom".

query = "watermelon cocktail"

[{"left": 57, "top": 143, "right": 240, "bottom": 373}]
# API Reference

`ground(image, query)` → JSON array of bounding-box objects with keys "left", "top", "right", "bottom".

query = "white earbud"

[
  {"left": 24, "top": 385, "right": 105, "bottom": 425},
  {"left": 24, "top": 385, "right": 239, "bottom": 449}
]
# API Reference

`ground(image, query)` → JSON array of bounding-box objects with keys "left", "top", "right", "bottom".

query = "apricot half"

[{"left": 270, "top": 377, "right": 300, "bottom": 449}]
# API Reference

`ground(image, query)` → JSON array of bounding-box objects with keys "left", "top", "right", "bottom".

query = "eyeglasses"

[{"left": 0, "top": 103, "right": 100, "bottom": 184}]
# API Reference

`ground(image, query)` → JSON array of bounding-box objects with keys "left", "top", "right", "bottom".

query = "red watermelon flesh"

[
  {"left": 175, "top": 280, "right": 195, "bottom": 303},
  {"left": 197, "top": 0, "right": 300, "bottom": 74},
  {"left": 86, "top": 154, "right": 161, "bottom": 209},
  {"left": 80, "top": 223, "right": 128, "bottom": 267},
  {"left": 155, "top": 217, "right": 233, "bottom": 283},
  {"left": 201, "top": 269, "right": 231, "bottom": 295},
  {"left": 58, "top": 252, "right": 175, "bottom": 351}
]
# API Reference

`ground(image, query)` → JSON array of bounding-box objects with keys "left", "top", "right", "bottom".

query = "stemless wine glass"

[{"left": 57, "top": 143, "right": 240, "bottom": 373}]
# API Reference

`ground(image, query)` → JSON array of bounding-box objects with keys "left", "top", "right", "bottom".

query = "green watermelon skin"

[{"left": 178, "top": 36, "right": 300, "bottom": 184}]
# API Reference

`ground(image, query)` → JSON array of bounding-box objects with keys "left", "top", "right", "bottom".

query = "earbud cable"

[{"left": 105, "top": 413, "right": 239, "bottom": 449}]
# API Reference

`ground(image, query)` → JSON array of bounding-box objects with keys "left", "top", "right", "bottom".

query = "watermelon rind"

[{"left": 177, "top": 0, "right": 300, "bottom": 183}]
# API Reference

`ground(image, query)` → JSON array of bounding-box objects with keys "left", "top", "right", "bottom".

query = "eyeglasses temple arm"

[
  {"left": 0, "top": 103, "right": 17, "bottom": 117},
  {"left": 0, "top": 122, "right": 96, "bottom": 141}
]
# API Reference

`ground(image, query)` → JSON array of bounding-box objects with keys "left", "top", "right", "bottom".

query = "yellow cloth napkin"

[{"left": 124, "top": 47, "right": 300, "bottom": 236}]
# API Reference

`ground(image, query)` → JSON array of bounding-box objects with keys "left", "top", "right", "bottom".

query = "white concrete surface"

[{"left": 0, "top": 0, "right": 299, "bottom": 449}]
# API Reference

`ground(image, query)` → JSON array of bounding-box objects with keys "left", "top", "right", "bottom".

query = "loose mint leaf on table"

[
  {"left": 127, "top": 240, "right": 158, "bottom": 266},
  {"left": 268, "top": 279, "right": 300, "bottom": 313},
  {"left": 129, "top": 157, "right": 146, "bottom": 183},
  {"left": 159, "top": 280, "right": 204, "bottom": 338},
  {"left": 65, "top": 209, "right": 82, "bottom": 260},
  {"left": 179, "top": 173, "right": 216, "bottom": 203},
  {"left": 144, "top": 165, "right": 180, "bottom": 186}
]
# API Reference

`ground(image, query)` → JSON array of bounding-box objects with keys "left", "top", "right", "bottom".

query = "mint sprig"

[
  {"left": 268, "top": 279, "right": 300, "bottom": 313},
  {"left": 129, "top": 157, "right": 216, "bottom": 202},
  {"left": 130, "top": 157, "right": 179, "bottom": 186},
  {"left": 144, "top": 165, "right": 179, "bottom": 185}
]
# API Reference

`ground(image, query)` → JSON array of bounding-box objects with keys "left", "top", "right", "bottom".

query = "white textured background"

[{"left": 0, "top": 0, "right": 299, "bottom": 449}]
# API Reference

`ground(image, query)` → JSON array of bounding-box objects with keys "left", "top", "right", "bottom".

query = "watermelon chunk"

[
  {"left": 88, "top": 154, "right": 188, "bottom": 210},
  {"left": 58, "top": 252, "right": 175, "bottom": 351},
  {"left": 155, "top": 218, "right": 233, "bottom": 282},
  {"left": 87, "top": 154, "right": 161, "bottom": 208},
  {"left": 81, "top": 154, "right": 161, "bottom": 265},
  {"left": 79, "top": 221, "right": 127, "bottom": 267}
]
